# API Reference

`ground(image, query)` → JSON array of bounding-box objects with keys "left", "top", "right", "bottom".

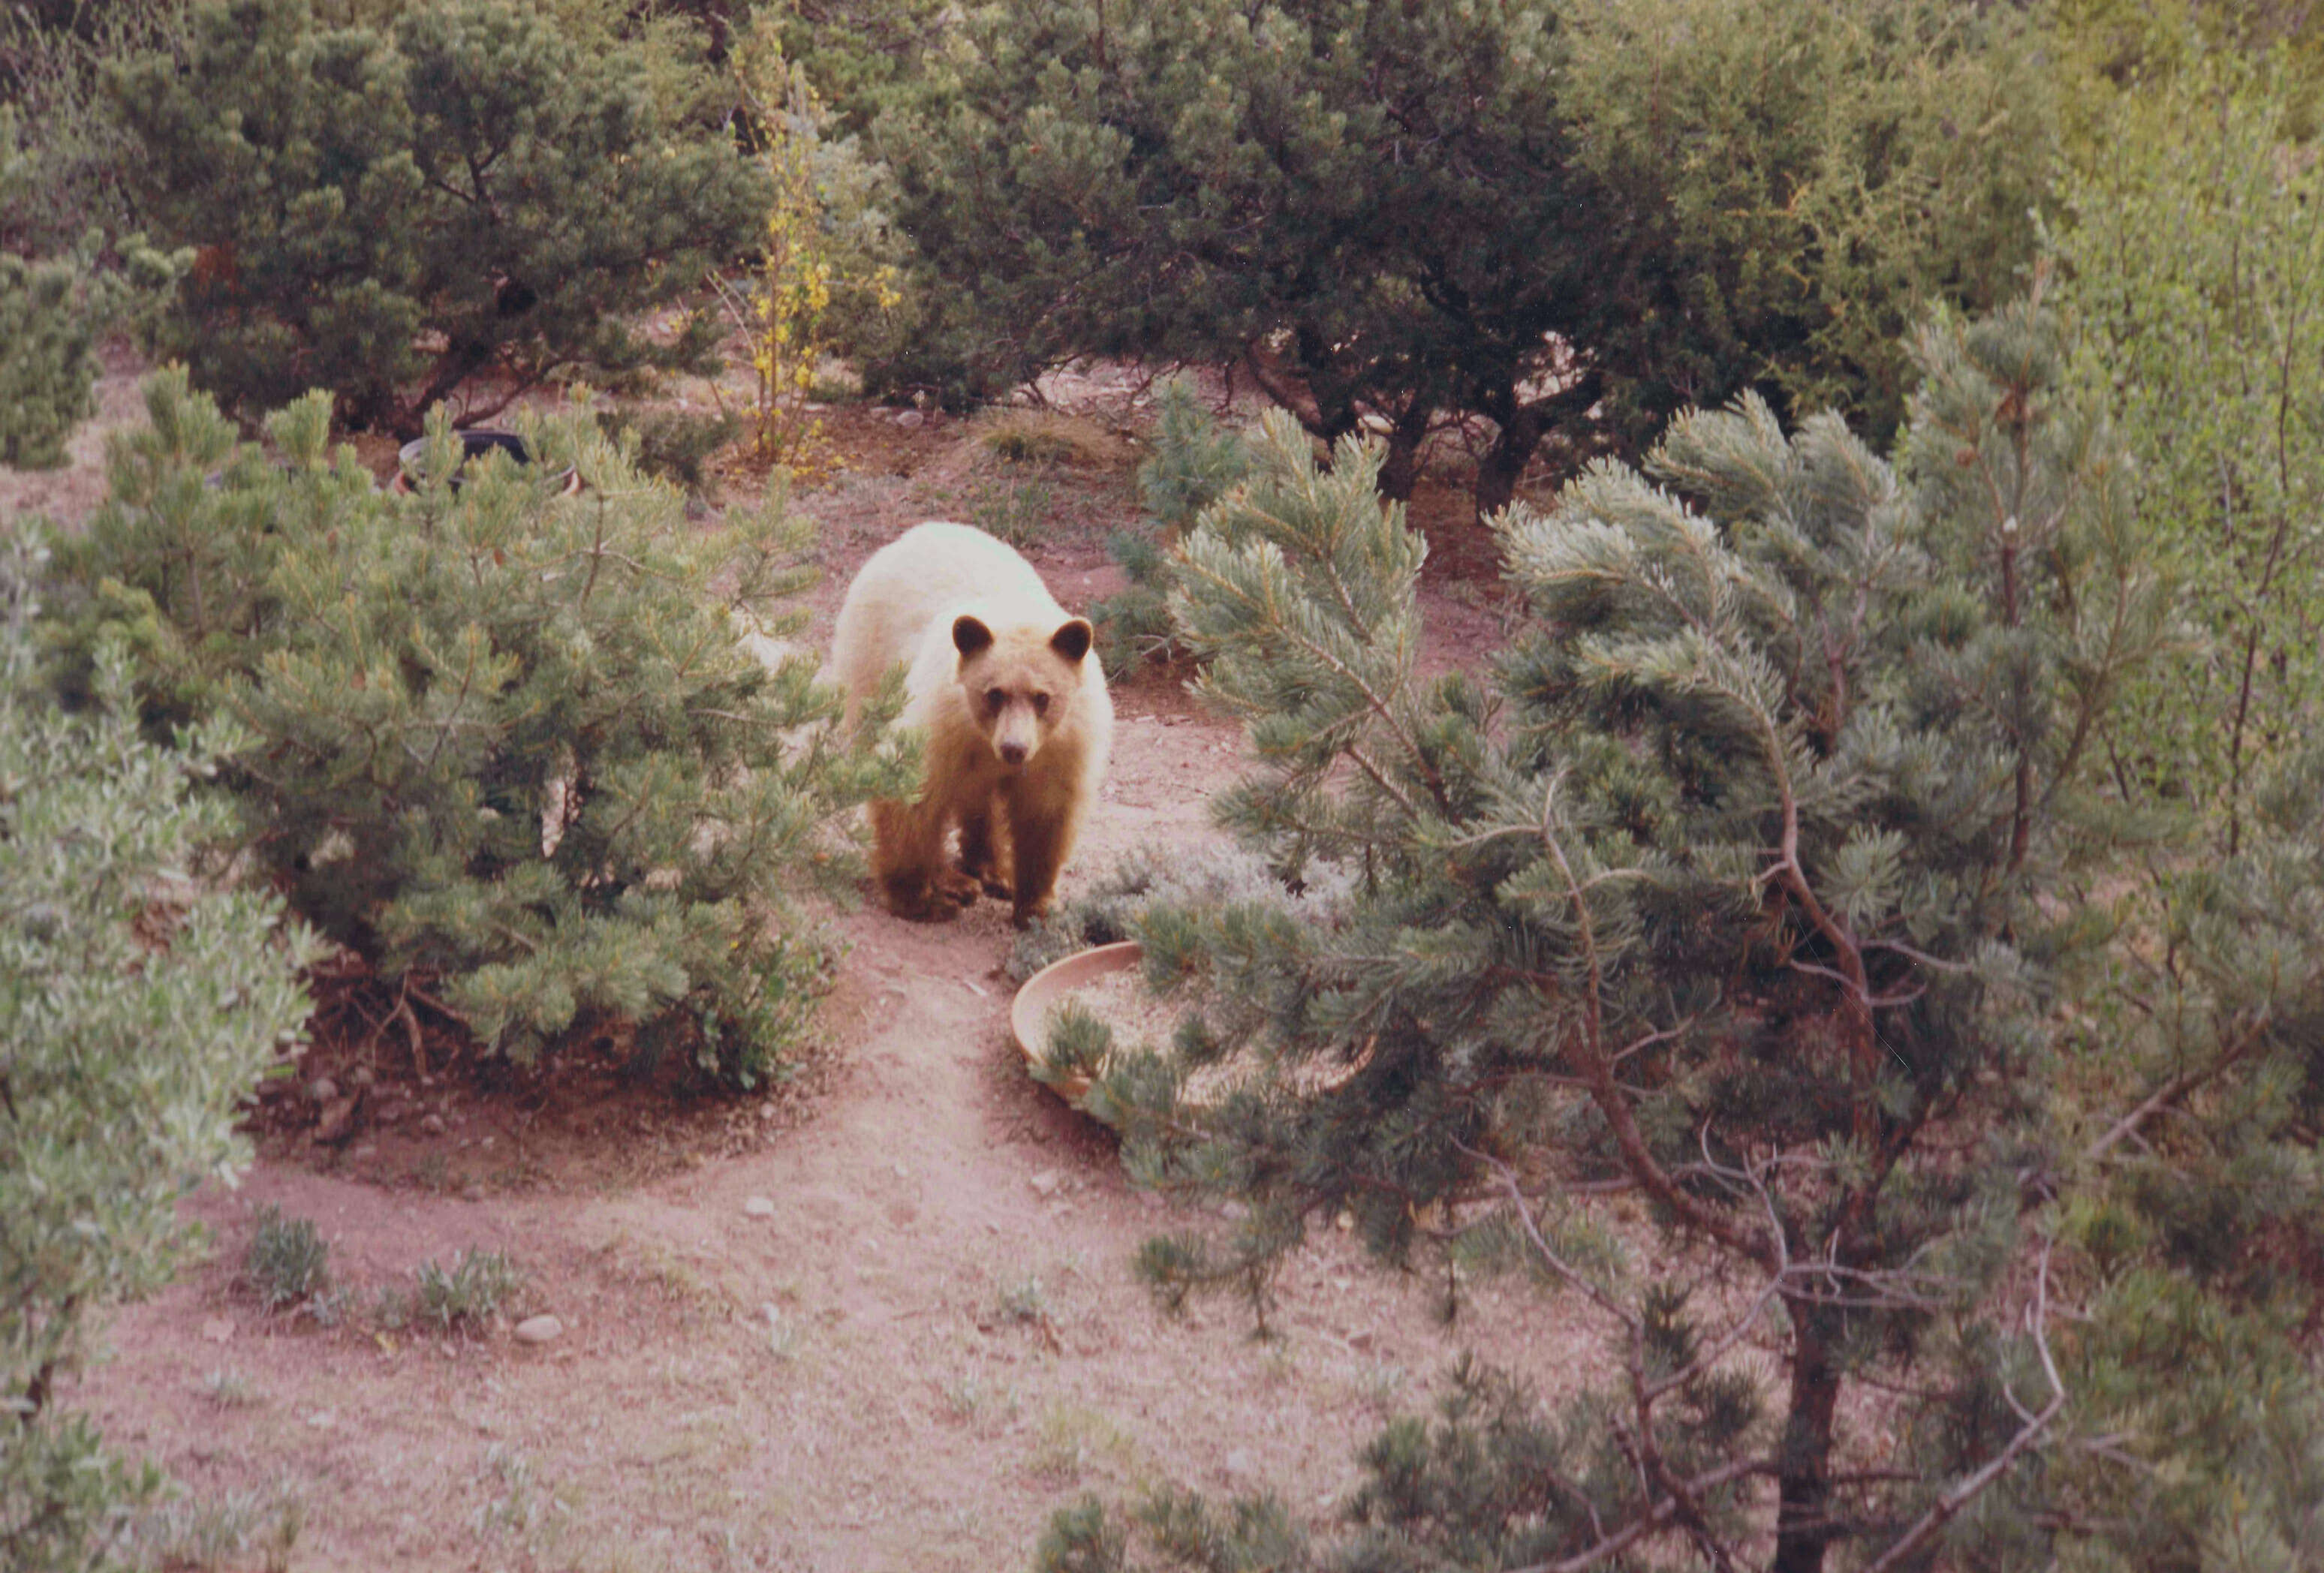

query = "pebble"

[
  {"left": 307, "top": 1077, "right": 339, "bottom": 1104},
  {"left": 420, "top": 1112, "right": 448, "bottom": 1136},
  {"left": 1346, "top": 1330, "right": 1377, "bottom": 1352},
  {"left": 744, "top": 1196, "right": 777, "bottom": 1218},
  {"left": 896, "top": 410, "right": 925, "bottom": 430},
  {"left": 1028, "top": 1170, "right": 1061, "bottom": 1199},
  {"left": 1220, "top": 1200, "right": 1249, "bottom": 1222},
  {"left": 513, "top": 1315, "right": 563, "bottom": 1345}
]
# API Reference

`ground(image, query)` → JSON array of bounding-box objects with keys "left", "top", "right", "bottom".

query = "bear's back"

[{"left": 830, "top": 522, "right": 1068, "bottom": 715}]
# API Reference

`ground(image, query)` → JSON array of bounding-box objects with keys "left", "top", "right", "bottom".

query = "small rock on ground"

[
  {"left": 514, "top": 1315, "right": 563, "bottom": 1344},
  {"left": 745, "top": 1196, "right": 777, "bottom": 1218}
]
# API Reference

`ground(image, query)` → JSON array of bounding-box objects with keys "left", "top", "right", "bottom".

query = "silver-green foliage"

[
  {"left": 2054, "top": 44, "right": 2324, "bottom": 847},
  {"left": 1047, "top": 299, "right": 2324, "bottom": 1570},
  {"left": 0, "top": 544, "right": 315, "bottom": 1573}
]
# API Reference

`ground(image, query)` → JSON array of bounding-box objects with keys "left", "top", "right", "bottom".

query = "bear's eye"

[
  {"left": 1031, "top": 692, "right": 1051, "bottom": 716},
  {"left": 985, "top": 687, "right": 1007, "bottom": 714}
]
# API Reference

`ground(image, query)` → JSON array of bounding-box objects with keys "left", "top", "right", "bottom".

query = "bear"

[{"left": 829, "top": 522, "right": 1113, "bottom": 928}]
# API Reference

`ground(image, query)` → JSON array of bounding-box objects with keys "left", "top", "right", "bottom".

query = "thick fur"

[{"left": 831, "top": 522, "right": 1113, "bottom": 926}]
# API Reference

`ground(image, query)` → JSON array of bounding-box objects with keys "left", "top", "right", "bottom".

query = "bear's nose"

[{"left": 998, "top": 741, "right": 1028, "bottom": 766}]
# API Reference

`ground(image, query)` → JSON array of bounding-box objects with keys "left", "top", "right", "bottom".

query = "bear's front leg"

[
  {"left": 957, "top": 794, "right": 1015, "bottom": 902},
  {"left": 870, "top": 796, "right": 977, "bottom": 920},
  {"left": 1004, "top": 786, "right": 1083, "bottom": 930}
]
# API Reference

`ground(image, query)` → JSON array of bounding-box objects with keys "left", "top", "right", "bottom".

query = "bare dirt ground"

[{"left": 14, "top": 353, "right": 1600, "bottom": 1572}]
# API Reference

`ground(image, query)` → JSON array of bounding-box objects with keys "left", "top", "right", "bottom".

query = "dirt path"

[{"left": 28, "top": 361, "right": 1593, "bottom": 1572}]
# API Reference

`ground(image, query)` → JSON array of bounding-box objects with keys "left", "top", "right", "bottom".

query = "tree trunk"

[
  {"left": 1376, "top": 397, "right": 1434, "bottom": 501},
  {"left": 1772, "top": 1304, "right": 1843, "bottom": 1573},
  {"left": 1473, "top": 369, "right": 1602, "bottom": 525},
  {"left": 1474, "top": 404, "right": 1546, "bottom": 523}
]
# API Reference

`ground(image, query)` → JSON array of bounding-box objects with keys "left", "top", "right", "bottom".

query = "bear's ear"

[
  {"left": 953, "top": 615, "right": 995, "bottom": 659},
  {"left": 1049, "top": 618, "right": 1094, "bottom": 664}
]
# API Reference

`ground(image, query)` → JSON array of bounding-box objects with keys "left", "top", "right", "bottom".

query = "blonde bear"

[{"left": 830, "top": 522, "right": 1113, "bottom": 927}]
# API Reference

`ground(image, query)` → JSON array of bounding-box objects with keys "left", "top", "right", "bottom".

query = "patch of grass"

[
  {"left": 411, "top": 1248, "right": 522, "bottom": 1334},
  {"left": 968, "top": 473, "right": 1058, "bottom": 549},
  {"left": 759, "top": 1302, "right": 802, "bottom": 1362},
  {"left": 473, "top": 1443, "right": 573, "bottom": 1545},
  {"left": 125, "top": 1484, "right": 303, "bottom": 1573},
  {"left": 1028, "top": 1400, "right": 1138, "bottom": 1484},
  {"left": 1356, "top": 1359, "right": 1410, "bottom": 1417},
  {"left": 241, "top": 1205, "right": 330, "bottom": 1312},
  {"left": 939, "top": 1372, "right": 1020, "bottom": 1430},
  {"left": 195, "top": 1367, "right": 260, "bottom": 1409},
  {"left": 991, "top": 1273, "right": 1051, "bottom": 1328},
  {"left": 980, "top": 411, "right": 1122, "bottom": 468}
]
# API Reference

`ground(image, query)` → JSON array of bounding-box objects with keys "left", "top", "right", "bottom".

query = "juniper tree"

[
  {"left": 47, "top": 371, "right": 909, "bottom": 1087},
  {"left": 1034, "top": 296, "right": 2324, "bottom": 1571}
]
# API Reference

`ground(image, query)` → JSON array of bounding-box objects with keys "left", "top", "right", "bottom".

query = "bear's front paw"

[
  {"left": 932, "top": 865, "right": 985, "bottom": 906},
  {"left": 884, "top": 872, "right": 971, "bottom": 922},
  {"left": 959, "top": 859, "right": 1015, "bottom": 902}
]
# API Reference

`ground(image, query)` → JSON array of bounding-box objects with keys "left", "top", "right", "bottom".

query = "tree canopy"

[{"left": 880, "top": 0, "right": 2052, "bottom": 516}]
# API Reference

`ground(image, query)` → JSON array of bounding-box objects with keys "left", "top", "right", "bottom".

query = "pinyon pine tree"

[
  {"left": 107, "top": 0, "right": 769, "bottom": 435},
  {"left": 47, "top": 372, "right": 909, "bottom": 1087},
  {"left": 1040, "top": 296, "right": 2324, "bottom": 1570}
]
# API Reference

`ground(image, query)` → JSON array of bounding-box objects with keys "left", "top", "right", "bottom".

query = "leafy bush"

[
  {"left": 0, "top": 5, "right": 187, "bottom": 254},
  {"left": 107, "top": 0, "right": 771, "bottom": 435},
  {"left": 48, "top": 371, "right": 911, "bottom": 1087},
  {"left": 2053, "top": 41, "right": 2324, "bottom": 849},
  {"left": 1, "top": 542, "right": 316, "bottom": 1573}
]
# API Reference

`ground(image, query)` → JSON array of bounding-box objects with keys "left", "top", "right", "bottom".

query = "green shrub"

[
  {"left": 410, "top": 1249, "right": 521, "bottom": 1333},
  {"left": 2053, "top": 41, "right": 2324, "bottom": 849},
  {"left": 0, "top": 228, "right": 181, "bottom": 470},
  {"left": 239, "top": 1206, "right": 330, "bottom": 1313},
  {"left": 596, "top": 406, "right": 742, "bottom": 496},
  {"left": 1089, "top": 379, "right": 1251, "bottom": 681},
  {"left": 0, "top": 541, "right": 316, "bottom": 1572},
  {"left": 965, "top": 472, "right": 1055, "bottom": 550},
  {"left": 48, "top": 371, "right": 912, "bottom": 1087},
  {"left": 106, "top": 0, "right": 770, "bottom": 435},
  {"left": 0, "top": 5, "right": 187, "bottom": 254}
]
